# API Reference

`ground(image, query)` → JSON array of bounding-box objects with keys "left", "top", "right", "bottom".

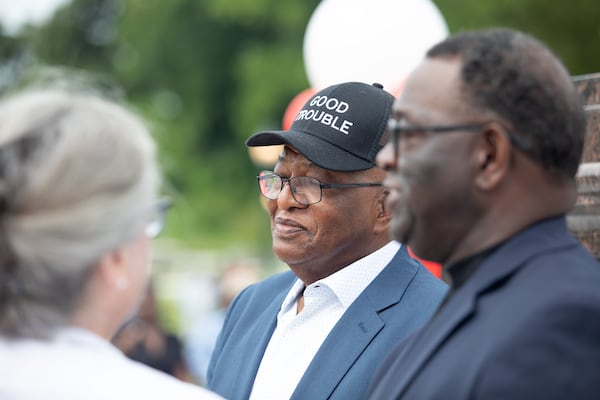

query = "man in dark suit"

[
  {"left": 369, "top": 28, "right": 600, "bottom": 399},
  {"left": 206, "top": 82, "right": 447, "bottom": 400}
]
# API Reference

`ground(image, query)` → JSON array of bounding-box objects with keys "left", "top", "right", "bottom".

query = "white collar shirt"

[{"left": 250, "top": 241, "right": 401, "bottom": 400}]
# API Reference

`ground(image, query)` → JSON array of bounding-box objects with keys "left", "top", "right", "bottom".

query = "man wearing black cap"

[{"left": 206, "top": 82, "right": 447, "bottom": 400}]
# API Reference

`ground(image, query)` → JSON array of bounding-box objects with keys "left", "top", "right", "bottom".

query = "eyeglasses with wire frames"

[
  {"left": 145, "top": 198, "right": 172, "bottom": 239},
  {"left": 257, "top": 171, "right": 383, "bottom": 205},
  {"left": 386, "top": 117, "right": 531, "bottom": 164}
]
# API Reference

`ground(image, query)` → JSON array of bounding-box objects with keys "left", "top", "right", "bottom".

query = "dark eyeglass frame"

[
  {"left": 145, "top": 198, "right": 172, "bottom": 239},
  {"left": 386, "top": 117, "right": 531, "bottom": 163},
  {"left": 257, "top": 171, "right": 382, "bottom": 205}
]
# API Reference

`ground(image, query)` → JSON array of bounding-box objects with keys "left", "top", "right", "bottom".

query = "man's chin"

[
  {"left": 272, "top": 242, "right": 304, "bottom": 266},
  {"left": 390, "top": 215, "right": 412, "bottom": 244}
]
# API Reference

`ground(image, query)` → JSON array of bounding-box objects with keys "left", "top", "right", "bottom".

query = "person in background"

[
  {"left": 113, "top": 283, "right": 194, "bottom": 383},
  {"left": 0, "top": 88, "right": 222, "bottom": 399},
  {"left": 184, "top": 262, "right": 262, "bottom": 385},
  {"left": 368, "top": 28, "right": 600, "bottom": 399},
  {"left": 207, "top": 81, "right": 447, "bottom": 400}
]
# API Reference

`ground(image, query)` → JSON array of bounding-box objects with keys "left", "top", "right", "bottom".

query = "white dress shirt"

[
  {"left": 0, "top": 327, "right": 222, "bottom": 400},
  {"left": 250, "top": 241, "right": 401, "bottom": 400}
]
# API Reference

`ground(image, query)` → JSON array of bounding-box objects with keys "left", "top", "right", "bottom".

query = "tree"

[
  {"left": 14, "top": 0, "right": 600, "bottom": 254},
  {"left": 24, "top": 0, "right": 319, "bottom": 253}
]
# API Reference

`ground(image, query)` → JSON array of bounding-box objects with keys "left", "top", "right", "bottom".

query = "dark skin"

[
  {"left": 267, "top": 146, "right": 391, "bottom": 285},
  {"left": 376, "top": 56, "right": 577, "bottom": 266}
]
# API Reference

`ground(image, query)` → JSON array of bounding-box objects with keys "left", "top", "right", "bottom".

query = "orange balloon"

[{"left": 282, "top": 88, "right": 317, "bottom": 130}]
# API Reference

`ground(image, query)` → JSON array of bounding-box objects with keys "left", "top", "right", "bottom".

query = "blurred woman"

[{"left": 0, "top": 88, "right": 222, "bottom": 399}]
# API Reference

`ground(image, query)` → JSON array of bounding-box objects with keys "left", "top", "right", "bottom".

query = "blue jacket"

[
  {"left": 207, "top": 245, "right": 447, "bottom": 400},
  {"left": 367, "top": 217, "right": 600, "bottom": 399}
]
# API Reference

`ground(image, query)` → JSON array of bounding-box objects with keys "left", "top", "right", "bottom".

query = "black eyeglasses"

[
  {"left": 386, "top": 117, "right": 531, "bottom": 163},
  {"left": 257, "top": 171, "right": 382, "bottom": 205},
  {"left": 145, "top": 198, "right": 172, "bottom": 239},
  {"left": 387, "top": 118, "right": 485, "bottom": 163}
]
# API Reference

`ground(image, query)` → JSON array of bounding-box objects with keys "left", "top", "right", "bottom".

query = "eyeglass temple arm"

[{"left": 321, "top": 182, "right": 383, "bottom": 189}]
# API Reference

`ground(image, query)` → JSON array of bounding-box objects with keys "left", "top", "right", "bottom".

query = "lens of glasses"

[
  {"left": 387, "top": 117, "right": 400, "bottom": 163},
  {"left": 258, "top": 171, "right": 282, "bottom": 200},
  {"left": 257, "top": 172, "right": 322, "bottom": 205},
  {"left": 290, "top": 176, "right": 321, "bottom": 205},
  {"left": 145, "top": 199, "right": 172, "bottom": 239}
]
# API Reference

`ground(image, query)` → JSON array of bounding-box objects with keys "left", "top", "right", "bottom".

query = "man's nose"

[
  {"left": 276, "top": 180, "right": 304, "bottom": 208},
  {"left": 376, "top": 142, "right": 397, "bottom": 171}
]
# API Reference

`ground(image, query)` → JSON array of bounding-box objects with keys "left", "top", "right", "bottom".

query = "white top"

[
  {"left": 0, "top": 327, "right": 223, "bottom": 400},
  {"left": 250, "top": 241, "right": 401, "bottom": 400}
]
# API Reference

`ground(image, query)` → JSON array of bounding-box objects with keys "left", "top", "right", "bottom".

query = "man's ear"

[
  {"left": 474, "top": 122, "right": 513, "bottom": 191},
  {"left": 374, "top": 189, "right": 391, "bottom": 234}
]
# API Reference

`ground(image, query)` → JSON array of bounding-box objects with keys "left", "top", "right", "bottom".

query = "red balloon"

[
  {"left": 388, "top": 77, "right": 406, "bottom": 98},
  {"left": 407, "top": 246, "right": 442, "bottom": 279},
  {"left": 282, "top": 88, "right": 317, "bottom": 130}
]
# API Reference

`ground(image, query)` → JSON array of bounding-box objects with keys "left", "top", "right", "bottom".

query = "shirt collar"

[
  {"left": 281, "top": 241, "right": 400, "bottom": 311},
  {"left": 279, "top": 279, "right": 308, "bottom": 316},
  {"left": 320, "top": 241, "right": 400, "bottom": 307}
]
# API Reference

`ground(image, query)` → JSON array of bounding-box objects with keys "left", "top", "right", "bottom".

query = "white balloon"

[{"left": 303, "top": 0, "right": 449, "bottom": 91}]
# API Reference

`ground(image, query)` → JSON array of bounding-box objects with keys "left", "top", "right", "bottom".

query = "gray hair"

[{"left": 0, "top": 89, "right": 159, "bottom": 338}]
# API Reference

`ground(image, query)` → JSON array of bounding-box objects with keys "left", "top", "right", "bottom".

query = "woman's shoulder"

[{"left": 0, "top": 332, "right": 223, "bottom": 399}]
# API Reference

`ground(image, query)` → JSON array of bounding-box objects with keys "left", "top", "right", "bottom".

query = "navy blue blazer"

[
  {"left": 368, "top": 216, "right": 600, "bottom": 399},
  {"left": 207, "top": 245, "right": 447, "bottom": 400}
]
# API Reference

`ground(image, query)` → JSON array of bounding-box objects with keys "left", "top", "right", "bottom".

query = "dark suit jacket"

[
  {"left": 207, "top": 245, "right": 447, "bottom": 400},
  {"left": 368, "top": 216, "right": 600, "bottom": 400}
]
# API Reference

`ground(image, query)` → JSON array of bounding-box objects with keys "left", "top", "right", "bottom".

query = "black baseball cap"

[{"left": 246, "top": 82, "right": 394, "bottom": 171}]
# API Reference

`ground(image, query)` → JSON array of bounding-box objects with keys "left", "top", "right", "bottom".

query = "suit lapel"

[
  {"left": 292, "top": 247, "right": 419, "bottom": 399},
  {"left": 388, "top": 216, "right": 579, "bottom": 397},
  {"left": 387, "top": 284, "right": 476, "bottom": 397},
  {"left": 292, "top": 294, "right": 385, "bottom": 399}
]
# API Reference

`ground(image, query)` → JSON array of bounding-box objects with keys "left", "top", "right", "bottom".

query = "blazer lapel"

[
  {"left": 292, "top": 247, "right": 419, "bottom": 399},
  {"left": 388, "top": 216, "right": 580, "bottom": 397},
  {"left": 387, "top": 285, "right": 476, "bottom": 397},
  {"left": 293, "top": 295, "right": 385, "bottom": 399}
]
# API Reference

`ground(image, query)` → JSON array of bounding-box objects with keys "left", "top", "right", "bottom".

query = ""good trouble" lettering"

[{"left": 295, "top": 95, "right": 354, "bottom": 135}]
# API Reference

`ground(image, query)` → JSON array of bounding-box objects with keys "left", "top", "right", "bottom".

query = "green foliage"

[
  {"left": 28, "top": 0, "right": 119, "bottom": 71},
  {"left": 434, "top": 0, "right": 600, "bottom": 75},
  {"left": 13, "top": 0, "right": 320, "bottom": 254},
  {"left": 3, "top": 0, "right": 599, "bottom": 256}
]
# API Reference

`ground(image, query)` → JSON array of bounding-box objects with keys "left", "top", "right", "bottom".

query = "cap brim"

[{"left": 246, "top": 129, "right": 374, "bottom": 172}]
